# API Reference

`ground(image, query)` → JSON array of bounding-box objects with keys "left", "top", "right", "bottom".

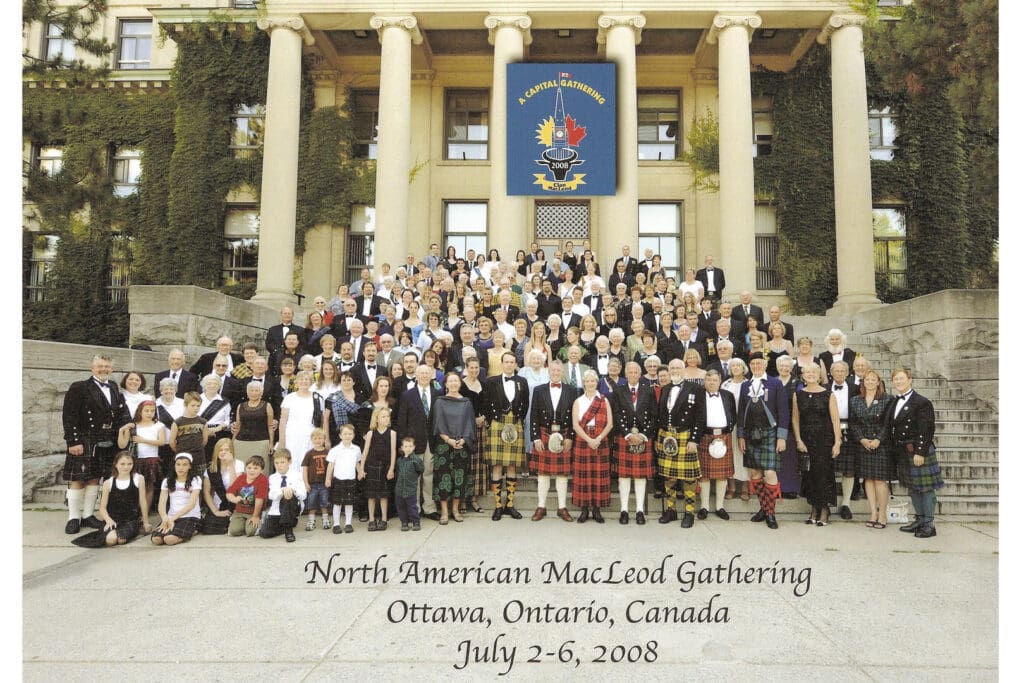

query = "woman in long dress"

[
  {"left": 460, "top": 357, "right": 487, "bottom": 513},
  {"left": 430, "top": 372, "right": 478, "bottom": 524},
  {"left": 571, "top": 370, "right": 613, "bottom": 523},
  {"left": 793, "top": 363, "right": 842, "bottom": 526}
]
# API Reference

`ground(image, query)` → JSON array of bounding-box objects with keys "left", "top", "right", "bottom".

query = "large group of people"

[{"left": 60, "top": 241, "right": 944, "bottom": 546}]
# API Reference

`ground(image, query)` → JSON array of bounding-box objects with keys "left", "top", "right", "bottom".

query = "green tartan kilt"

[
  {"left": 486, "top": 413, "right": 526, "bottom": 467},
  {"left": 897, "top": 445, "right": 945, "bottom": 493},
  {"left": 656, "top": 428, "right": 700, "bottom": 481}
]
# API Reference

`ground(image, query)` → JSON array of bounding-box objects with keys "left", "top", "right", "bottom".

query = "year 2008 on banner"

[{"left": 454, "top": 634, "right": 658, "bottom": 676}]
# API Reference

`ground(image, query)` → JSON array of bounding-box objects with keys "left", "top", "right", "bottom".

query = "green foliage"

[
  {"left": 679, "top": 108, "right": 719, "bottom": 192},
  {"left": 23, "top": 0, "right": 114, "bottom": 85}
]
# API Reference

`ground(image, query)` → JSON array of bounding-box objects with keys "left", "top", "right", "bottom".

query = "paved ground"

[{"left": 22, "top": 508, "right": 997, "bottom": 681}]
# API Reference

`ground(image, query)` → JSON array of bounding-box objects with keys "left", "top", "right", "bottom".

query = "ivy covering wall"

[{"left": 22, "top": 24, "right": 373, "bottom": 345}]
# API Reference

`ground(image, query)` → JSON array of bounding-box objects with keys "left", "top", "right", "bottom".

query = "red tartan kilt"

[
  {"left": 571, "top": 425, "right": 611, "bottom": 507},
  {"left": 534, "top": 427, "right": 572, "bottom": 476},
  {"left": 697, "top": 433, "right": 735, "bottom": 480},
  {"left": 613, "top": 437, "right": 653, "bottom": 479}
]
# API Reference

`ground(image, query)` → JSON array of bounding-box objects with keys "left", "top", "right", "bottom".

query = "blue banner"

[{"left": 507, "top": 63, "right": 617, "bottom": 195}]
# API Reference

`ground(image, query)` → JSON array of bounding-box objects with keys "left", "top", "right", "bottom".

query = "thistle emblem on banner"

[{"left": 534, "top": 72, "right": 587, "bottom": 191}]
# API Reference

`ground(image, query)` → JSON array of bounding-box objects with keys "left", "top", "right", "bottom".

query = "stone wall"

[
  {"left": 22, "top": 341, "right": 167, "bottom": 501},
  {"left": 852, "top": 289, "right": 999, "bottom": 410}
]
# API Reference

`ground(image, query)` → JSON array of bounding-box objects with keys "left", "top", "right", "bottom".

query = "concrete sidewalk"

[{"left": 23, "top": 508, "right": 997, "bottom": 681}]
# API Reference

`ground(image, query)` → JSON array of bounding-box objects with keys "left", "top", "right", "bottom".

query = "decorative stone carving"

[
  {"left": 370, "top": 15, "right": 423, "bottom": 45},
  {"left": 817, "top": 14, "right": 867, "bottom": 45},
  {"left": 485, "top": 15, "right": 532, "bottom": 46},
  {"left": 596, "top": 14, "right": 646, "bottom": 45},
  {"left": 256, "top": 16, "right": 315, "bottom": 46},
  {"left": 706, "top": 14, "right": 762, "bottom": 44}
]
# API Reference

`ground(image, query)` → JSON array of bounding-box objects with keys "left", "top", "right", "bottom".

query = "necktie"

[
  {"left": 171, "top": 372, "right": 177, "bottom": 382},
  {"left": 745, "top": 305, "right": 750, "bottom": 316},
  {"left": 421, "top": 388, "right": 429, "bottom": 413},
  {"left": 281, "top": 475, "right": 287, "bottom": 488},
  {"left": 630, "top": 387, "right": 637, "bottom": 404}
]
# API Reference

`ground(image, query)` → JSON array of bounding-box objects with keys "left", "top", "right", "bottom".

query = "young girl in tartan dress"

[{"left": 571, "top": 370, "right": 613, "bottom": 523}]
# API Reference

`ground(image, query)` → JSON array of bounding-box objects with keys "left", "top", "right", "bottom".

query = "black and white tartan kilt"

[
  {"left": 571, "top": 426, "right": 611, "bottom": 507},
  {"left": 470, "top": 423, "right": 488, "bottom": 496},
  {"left": 362, "top": 452, "right": 391, "bottom": 499},
  {"left": 697, "top": 433, "right": 735, "bottom": 480},
  {"left": 330, "top": 477, "right": 362, "bottom": 505},
  {"left": 656, "top": 428, "right": 700, "bottom": 481},
  {"left": 151, "top": 516, "right": 200, "bottom": 541},
  {"left": 612, "top": 436, "right": 653, "bottom": 479},
  {"left": 742, "top": 430, "right": 780, "bottom": 471},
  {"left": 485, "top": 413, "right": 526, "bottom": 467},
  {"left": 534, "top": 427, "right": 573, "bottom": 476},
  {"left": 832, "top": 434, "right": 857, "bottom": 475},
  {"left": 63, "top": 442, "right": 118, "bottom": 483},
  {"left": 135, "top": 457, "right": 164, "bottom": 493}
]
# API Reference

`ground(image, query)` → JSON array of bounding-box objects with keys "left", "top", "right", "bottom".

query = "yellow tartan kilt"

[
  {"left": 656, "top": 428, "right": 700, "bottom": 481},
  {"left": 485, "top": 413, "right": 526, "bottom": 467}
]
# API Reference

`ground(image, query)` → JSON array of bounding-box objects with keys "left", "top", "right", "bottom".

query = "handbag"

[
  {"left": 887, "top": 495, "right": 910, "bottom": 524},
  {"left": 799, "top": 452, "right": 811, "bottom": 472}
]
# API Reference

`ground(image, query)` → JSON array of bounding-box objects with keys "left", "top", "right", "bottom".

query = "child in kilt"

[{"left": 326, "top": 423, "right": 362, "bottom": 534}]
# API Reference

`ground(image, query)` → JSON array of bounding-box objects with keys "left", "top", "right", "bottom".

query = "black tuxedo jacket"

[
  {"left": 266, "top": 324, "right": 308, "bottom": 355},
  {"left": 697, "top": 310, "right": 720, "bottom": 336},
  {"left": 731, "top": 304, "right": 765, "bottom": 327},
  {"left": 391, "top": 375, "right": 419, "bottom": 404},
  {"left": 582, "top": 294, "right": 604, "bottom": 317},
  {"left": 329, "top": 315, "right": 369, "bottom": 340},
  {"left": 353, "top": 294, "right": 387, "bottom": 318},
  {"left": 396, "top": 384, "right": 442, "bottom": 454},
  {"left": 529, "top": 382, "right": 579, "bottom": 441},
  {"left": 695, "top": 267, "right": 726, "bottom": 296},
  {"left": 154, "top": 369, "right": 201, "bottom": 398},
  {"left": 214, "top": 375, "right": 244, "bottom": 411},
  {"left": 481, "top": 374, "right": 530, "bottom": 423},
  {"left": 608, "top": 270, "right": 635, "bottom": 291},
  {"left": 610, "top": 384, "right": 658, "bottom": 440},
  {"left": 62, "top": 377, "right": 132, "bottom": 448},
  {"left": 884, "top": 390, "right": 935, "bottom": 456},
  {"left": 351, "top": 362, "right": 385, "bottom": 398},
  {"left": 656, "top": 382, "right": 700, "bottom": 437},
  {"left": 341, "top": 335, "right": 371, "bottom": 362},
  {"left": 818, "top": 348, "right": 858, "bottom": 382},
  {"left": 585, "top": 350, "right": 625, "bottom": 375},
  {"left": 691, "top": 388, "right": 738, "bottom": 437},
  {"left": 190, "top": 352, "right": 245, "bottom": 379},
  {"left": 612, "top": 256, "right": 641, "bottom": 277},
  {"left": 556, "top": 311, "right": 582, "bottom": 333}
]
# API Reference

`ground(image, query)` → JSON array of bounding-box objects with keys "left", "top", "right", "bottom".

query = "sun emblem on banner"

[{"left": 533, "top": 72, "right": 587, "bottom": 191}]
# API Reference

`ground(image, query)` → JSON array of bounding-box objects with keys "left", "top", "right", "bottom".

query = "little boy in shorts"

[
  {"left": 261, "top": 449, "right": 306, "bottom": 543},
  {"left": 226, "top": 456, "right": 269, "bottom": 537},
  {"left": 394, "top": 436, "right": 424, "bottom": 531},
  {"left": 302, "top": 428, "right": 331, "bottom": 530}
]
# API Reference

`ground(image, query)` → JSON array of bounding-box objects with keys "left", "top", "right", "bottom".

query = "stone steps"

[
  {"left": 934, "top": 433, "right": 1000, "bottom": 448},
  {"left": 934, "top": 421, "right": 998, "bottom": 435},
  {"left": 939, "top": 448, "right": 1000, "bottom": 463}
]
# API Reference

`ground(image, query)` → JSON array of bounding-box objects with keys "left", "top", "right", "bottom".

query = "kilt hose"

[
  {"left": 742, "top": 429, "right": 780, "bottom": 472},
  {"left": 572, "top": 425, "right": 611, "bottom": 508},
  {"left": 697, "top": 433, "right": 735, "bottom": 480},
  {"left": 534, "top": 427, "right": 573, "bottom": 476},
  {"left": 486, "top": 412, "right": 526, "bottom": 468},
  {"left": 612, "top": 436, "right": 653, "bottom": 479}
]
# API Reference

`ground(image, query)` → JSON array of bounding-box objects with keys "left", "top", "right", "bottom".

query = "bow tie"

[
  {"left": 94, "top": 380, "right": 110, "bottom": 388},
  {"left": 599, "top": 354, "right": 608, "bottom": 359},
  {"left": 834, "top": 384, "right": 844, "bottom": 391},
  {"left": 504, "top": 376, "right": 515, "bottom": 382},
  {"left": 551, "top": 383, "right": 561, "bottom": 388},
  {"left": 367, "top": 364, "right": 376, "bottom": 370},
  {"left": 708, "top": 393, "right": 719, "bottom": 398},
  {"left": 897, "top": 393, "right": 908, "bottom": 400}
]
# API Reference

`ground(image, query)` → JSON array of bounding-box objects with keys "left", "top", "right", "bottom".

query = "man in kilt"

[
  {"left": 692, "top": 369, "right": 736, "bottom": 521},
  {"left": 528, "top": 360, "right": 579, "bottom": 522},
  {"left": 611, "top": 362, "right": 658, "bottom": 525},
  {"left": 886, "top": 367, "right": 944, "bottom": 538},
  {"left": 829, "top": 361, "right": 858, "bottom": 519},
  {"left": 737, "top": 355, "right": 790, "bottom": 530},
  {"left": 482, "top": 352, "right": 531, "bottom": 520},
  {"left": 61, "top": 354, "right": 132, "bottom": 534},
  {"left": 655, "top": 359, "right": 701, "bottom": 528}
]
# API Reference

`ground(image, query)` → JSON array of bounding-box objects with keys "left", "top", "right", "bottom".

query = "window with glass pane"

[
  {"left": 754, "top": 203, "right": 780, "bottom": 289},
  {"left": 229, "top": 104, "right": 265, "bottom": 159},
  {"left": 445, "top": 91, "right": 489, "bottom": 160},
  {"left": 638, "top": 203, "right": 680, "bottom": 280},
  {"left": 26, "top": 234, "right": 59, "bottom": 302},
  {"left": 352, "top": 91, "right": 379, "bottom": 159},
  {"left": 637, "top": 91, "right": 680, "bottom": 160},
  {"left": 36, "top": 145, "right": 63, "bottom": 176},
  {"left": 117, "top": 19, "right": 151, "bottom": 69},
  {"left": 444, "top": 202, "right": 488, "bottom": 258},
  {"left": 45, "top": 23, "right": 75, "bottom": 62},
  {"left": 752, "top": 96, "right": 773, "bottom": 157},
  {"left": 868, "top": 107, "right": 898, "bottom": 160},
  {"left": 347, "top": 205, "right": 376, "bottom": 284},
  {"left": 108, "top": 234, "right": 134, "bottom": 302},
  {"left": 223, "top": 207, "right": 259, "bottom": 284},
  {"left": 112, "top": 146, "right": 141, "bottom": 197},
  {"left": 872, "top": 206, "right": 907, "bottom": 288}
]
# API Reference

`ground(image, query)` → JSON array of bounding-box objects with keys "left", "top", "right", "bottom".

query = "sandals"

[
  {"left": 866, "top": 520, "right": 887, "bottom": 529},
  {"left": 451, "top": 513, "right": 464, "bottom": 523},
  {"left": 467, "top": 501, "right": 483, "bottom": 513},
  {"left": 440, "top": 513, "right": 449, "bottom": 525},
  {"left": 817, "top": 509, "right": 831, "bottom": 527}
]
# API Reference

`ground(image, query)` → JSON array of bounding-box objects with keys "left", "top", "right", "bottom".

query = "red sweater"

[{"left": 225, "top": 473, "right": 269, "bottom": 515}]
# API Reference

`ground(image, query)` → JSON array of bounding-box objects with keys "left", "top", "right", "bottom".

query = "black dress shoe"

[
  {"left": 680, "top": 512, "right": 694, "bottom": 528},
  {"left": 658, "top": 508, "right": 678, "bottom": 524},
  {"left": 619, "top": 511, "right": 629, "bottom": 525},
  {"left": 766, "top": 514, "right": 779, "bottom": 529},
  {"left": 423, "top": 511, "right": 441, "bottom": 521},
  {"left": 82, "top": 515, "right": 104, "bottom": 530},
  {"left": 750, "top": 509, "right": 767, "bottom": 523},
  {"left": 491, "top": 508, "right": 504, "bottom": 521},
  {"left": 851, "top": 486, "right": 864, "bottom": 501},
  {"left": 697, "top": 508, "right": 709, "bottom": 520},
  {"left": 900, "top": 519, "right": 923, "bottom": 533},
  {"left": 781, "top": 492, "right": 798, "bottom": 500},
  {"left": 504, "top": 506, "right": 523, "bottom": 520},
  {"left": 716, "top": 508, "right": 730, "bottom": 521},
  {"left": 577, "top": 507, "right": 590, "bottom": 524},
  {"left": 64, "top": 519, "right": 81, "bottom": 535},
  {"left": 592, "top": 507, "right": 604, "bottom": 524},
  {"left": 840, "top": 505, "right": 853, "bottom": 520},
  {"left": 636, "top": 511, "right": 646, "bottom": 525},
  {"left": 915, "top": 526, "right": 937, "bottom": 538},
  {"left": 285, "top": 531, "right": 296, "bottom": 542}
]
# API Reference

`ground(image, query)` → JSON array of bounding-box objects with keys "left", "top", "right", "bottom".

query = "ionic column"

[
  {"left": 819, "top": 14, "right": 881, "bottom": 313},
  {"left": 252, "top": 17, "right": 314, "bottom": 306},
  {"left": 597, "top": 14, "right": 645, "bottom": 272},
  {"left": 370, "top": 15, "right": 422, "bottom": 275},
  {"left": 485, "top": 15, "right": 531, "bottom": 264},
  {"left": 707, "top": 13, "right": 760, "bottom": 298}
]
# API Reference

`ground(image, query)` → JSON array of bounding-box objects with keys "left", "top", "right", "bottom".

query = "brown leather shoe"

[
  {"left": 556, "top": 507, "right": 574, "bottom": 522},
  {"left": 531, "top": 507, "right": 547, "bottom": 521}
]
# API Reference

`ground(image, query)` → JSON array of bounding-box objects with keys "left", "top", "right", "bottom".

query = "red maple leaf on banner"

[{"left": 565, "top": 115, "right": 587, "bottom": 146}]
